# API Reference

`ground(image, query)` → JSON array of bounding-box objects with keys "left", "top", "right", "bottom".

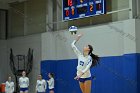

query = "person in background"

[
  {"left": 19, "top": 71, "right": 29, "bottom": 93},
  {"left": 47, "top": 73, "right": 55, "bottom": 93},
  {"left": 36, "top": 74, "right": 47, "bottom": 93},
  {"left": 5, "top": 76, "right": 14, "bottom": 93}
]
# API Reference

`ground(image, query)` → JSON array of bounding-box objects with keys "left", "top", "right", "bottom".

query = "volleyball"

[{"left": 69, "top": 26, "right": 77, "bottom": 35}]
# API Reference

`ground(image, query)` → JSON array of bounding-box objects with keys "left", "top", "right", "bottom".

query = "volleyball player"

[
  {"left": 36, "top": 74, "right": 47, "bottom": 93},
  {"left": 19, "top": 71, "right": 29, "bottom": 93},
  {"left": 5, "top": 76, "right": 14, "bottom": 93},
  {"left": 47, "top": 73, "right": 55, "bottom": 93},
  {"left": 71, "top": 34, "right": 99, "bottom": 93}
]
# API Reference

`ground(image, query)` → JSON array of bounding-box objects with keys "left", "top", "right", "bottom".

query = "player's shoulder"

[
  {"left": 25, "top": 77, "right": 29, "bottom": 79},
  {"left": 11, "top": 81, "right": 14, "bottom": 84},
  {"left": 51, "top": 78, "right": 54, "bottom": 81},
  {"left": 6, "top": 81, "right": 8, "bottom": 84}
]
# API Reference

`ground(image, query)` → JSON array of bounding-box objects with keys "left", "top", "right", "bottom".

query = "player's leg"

[
  {"left": 24, "top": 90, "right": 28, "bottom": 93},
  {"left": 50, "top": 90, "right": 54, "bottom": 93},
  {"left": 20, "top": 91, "right": 24, "bottom": 93},
  {"left": 79, "top": 82, "right": 85, "bottom": 93},
  {"left": 84, "top": 80, "right": 91, "bottom": 93}
]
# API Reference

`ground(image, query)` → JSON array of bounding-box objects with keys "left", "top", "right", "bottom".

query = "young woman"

[
  {"left": 47, "top": 73, "right": 55, "bottom": 93},
  {"left": 36, "top": 74, "right": 47, "bottom": 93},
  {"left": 19, "top": 71, "right": 29, "bottom": 93},
  {"left": 5, "top": 76, "right": 14, "bottom": 93},
  {"left": 71, "top": 34, "right": 99, "bottom": 93}
]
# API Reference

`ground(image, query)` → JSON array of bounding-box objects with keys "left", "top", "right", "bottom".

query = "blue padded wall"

[
  {"left": 137, "top": 54, "right": 140, "bottom": 93},
  {"left": 41, "top": 53, "right": 139, "bottom": 93}
]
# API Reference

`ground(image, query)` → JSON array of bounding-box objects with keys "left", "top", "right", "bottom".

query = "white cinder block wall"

[
  {"left": 42, "top": 19, "right": 136, "bottom": 61},
  {"left": 135, "top": 19, "right": 140, "bottom": 53}
]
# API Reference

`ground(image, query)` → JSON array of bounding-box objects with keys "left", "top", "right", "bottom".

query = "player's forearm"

[
  {"left": 82, "top": 63, "right": 92, "bottom": 73},
  {"left": 71, "top": 40, "right": 76, "bottom": 47},
  {"left": 47, "top": 80, "right": 51, "bottom": 86},
  {"left": 44, "top": 85, "right": 47, "bottom": 90},
  {"left": 44, "top": 81, "right": 47, "bottom": 89},
  {"left": 75, "top": 34, "right": 82, "bottom": 43},
  {"left": 27, "top": 80, "right": 29, "bottom": 86},
  {"left": 12, "top": 87, "right": 14, "bottom": 92}
]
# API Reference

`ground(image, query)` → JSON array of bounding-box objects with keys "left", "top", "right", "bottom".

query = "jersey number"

[{"left": 80, "top": 61, "right": 84, "bottom": 66}]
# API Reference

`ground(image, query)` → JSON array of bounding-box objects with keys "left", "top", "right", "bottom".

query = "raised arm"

[{"left": 71, "top": 34, "right": 83, "bottom": 57}]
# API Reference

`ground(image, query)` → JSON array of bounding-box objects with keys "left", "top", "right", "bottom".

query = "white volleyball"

[{"left": 69, "top": 26, "right": 77, "bottom": 35}]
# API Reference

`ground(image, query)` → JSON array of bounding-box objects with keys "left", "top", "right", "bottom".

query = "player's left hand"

[
  {"left": 74, "top": 76, "right": 80, "bottom": 80},
  {"left": 74, "top": 72, "right": 84, "bottom": 80}
]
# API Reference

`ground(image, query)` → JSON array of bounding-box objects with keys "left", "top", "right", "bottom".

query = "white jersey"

[
  {"left": 71, "top": 40, "right": 92, "bottom": 78},
  {"left": 47, "top": 78, "right": 54, "bottom": 89},
  {"left": 5, "top": 81, "right": 14, "bottom": 93},
  {"left": 19, "top": 77, "right": 29, "bottom": 88},
  {"left": 36, "top": 79, "right": 47, "bottom": 92}
]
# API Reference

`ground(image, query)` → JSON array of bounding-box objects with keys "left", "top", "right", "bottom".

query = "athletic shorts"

[
  {"left": 79, "top": 77, "right": 92, "bottom": 83},
  {"left": 49, "top": 88, "right": 54, "bottom": 91},
  {"left": 20, "top": 88, "right": 28, "bottom": 92}
]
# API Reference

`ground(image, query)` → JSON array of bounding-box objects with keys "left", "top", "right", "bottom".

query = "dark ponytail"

[{"left": 88, "top": 45, "right": 100, "bottom": 67}]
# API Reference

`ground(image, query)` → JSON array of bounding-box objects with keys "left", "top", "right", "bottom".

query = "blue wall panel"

[
  {"left": 41, "top": 53, "right": 139, "bottom": 93},
  {"left": 137, "top": 54, "right": 140, "bottom": 93}
]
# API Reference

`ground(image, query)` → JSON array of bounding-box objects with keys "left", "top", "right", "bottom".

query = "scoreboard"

[{"left": 63, "top": 0, "right": 106, "bottom": 21}]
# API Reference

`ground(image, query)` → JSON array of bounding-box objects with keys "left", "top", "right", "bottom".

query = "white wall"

[
  {"left": 42, "top": 19, "right": 136, "bottom": 60},
  {"left": 123, "top": 19, "right": 136, "bottom": 53},
  {"left": 138, "top": 0, "right": 140, "bottom": 17},
  {"left": 135, "top": 19, "right": 140, "bottom": 53},
  {"left": 41, "top": 32, "right": 58, "bottom": 60},
  {"left": 112, "top": 0, "right": 129, "bottom": 21},
  {"left": 7, "top": 34, "right": 42, "bottom": 93},
  {"left": 0, "top": 40, "right": 8, "bottom": 83}
]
